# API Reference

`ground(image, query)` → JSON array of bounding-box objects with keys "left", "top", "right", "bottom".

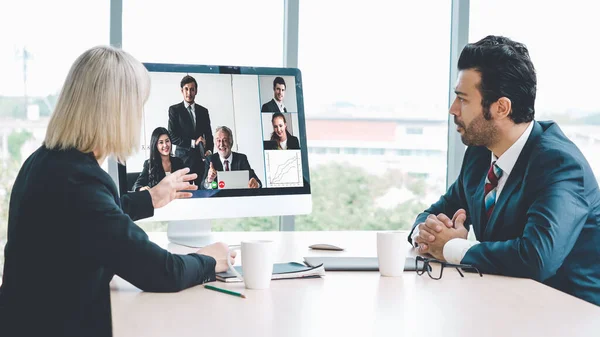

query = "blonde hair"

[{"left": 44, "top": 46, "right": 150, "bottom": 163}]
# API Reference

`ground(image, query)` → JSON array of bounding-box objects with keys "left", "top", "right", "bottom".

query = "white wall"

[{"left": 231, "top": 75, "right": 266, "bottom": 183}]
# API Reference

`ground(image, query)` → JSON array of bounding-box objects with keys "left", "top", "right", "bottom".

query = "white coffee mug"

[
  {"left": 377, "top": 231, "right": 407, "bottom": 277},
  {"left": 227, "top": 240, "right": 275, "bottom": 289}
]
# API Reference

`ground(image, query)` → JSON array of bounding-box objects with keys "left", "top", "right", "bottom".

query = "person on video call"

[
  {"left": 202, "top": 126, "right": 262, "bottom": 189},
  {"left": 0, "top": 46, "right": 237, "bottom": 337},
  {"left": 261, "top": 76, "right": 287, "bottom": 112},
  {"left": 265, "top": 112, "right": 300, "bottom": 150},
  {"left": 409, "top": 35, "right": 600, "bottom": 306},
  {"left": 168, "top": 75, "right": 213, "bottom": 183},
  {"left": 132, "top": 126, "right": 185, "bottom": 191}
]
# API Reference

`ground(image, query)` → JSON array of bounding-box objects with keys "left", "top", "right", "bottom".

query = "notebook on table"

[
  {"left": 216, "top": 262, "right": 325, "bottom": 283},
  {"left": 303, "top": 256, "right": 424, "bottom": 271}
]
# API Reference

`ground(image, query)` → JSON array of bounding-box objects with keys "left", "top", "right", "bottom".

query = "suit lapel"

[
  {"left": 483, "top": 121, "right": 542, "bottom": 239},
  {"left": 212, "top": 155, "right": 224, "bottom": 171},
  {"left": 230, "top": 153, "right": 239, "bottom": 170},
  {"left": 180, "top": 103, "right": 194, "bottom": 132},
  {"left": 483, "top": 169, "right": 523, "bottom": 239},
  {"left": 472, "top": 173, "right": 487, "bottom": 239},
  {"left": 193, "top": 103, "right": 201, "bottom": 135}
]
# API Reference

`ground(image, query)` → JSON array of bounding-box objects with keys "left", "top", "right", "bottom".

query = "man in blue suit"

[{"left": 409, "top": 35, "right": 600, "bottom": 306}]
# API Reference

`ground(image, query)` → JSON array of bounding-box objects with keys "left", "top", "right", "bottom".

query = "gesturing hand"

[
  {"left": 248, "top": 177, "right": 259, "bottom": 189},
  {"left": 206, "top": 162, "right": 217, "bottom": 183},
  {"left": 148, "top": 167, "right": 198, "bottom": 208},
  {"left": 195, "top": 136, "right": 206, "bottom": 148}
]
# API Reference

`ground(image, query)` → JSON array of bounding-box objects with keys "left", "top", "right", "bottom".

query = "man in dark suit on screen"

[
  {"left": 202, "top": 126, "right": 261, "bottom": 189},
  {"left": 261, "top": 76, "right": 288, "bottom": 113},
  {"left": 409, "top": 35, "right": 600, "bottom": 306},
  {"left": 168, "top": 75, "right": 213, "bottom": 183}
]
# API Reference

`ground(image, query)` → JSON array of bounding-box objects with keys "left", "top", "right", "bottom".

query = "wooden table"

[{"left": 110, "top": 231, "right": 600, "bottom": 337}]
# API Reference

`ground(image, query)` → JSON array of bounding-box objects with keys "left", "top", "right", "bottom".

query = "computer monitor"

[{"left": 117, "top": 64, "right": 311, "bottom": 247}]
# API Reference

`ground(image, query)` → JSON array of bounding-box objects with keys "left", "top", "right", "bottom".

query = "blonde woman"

[{"left": 0, "top": 46, "right": 235, "bottom": 337}]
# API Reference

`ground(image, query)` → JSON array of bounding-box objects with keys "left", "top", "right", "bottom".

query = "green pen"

[{"left": 204, "top": 285, "right": 246, "bottom": 299}]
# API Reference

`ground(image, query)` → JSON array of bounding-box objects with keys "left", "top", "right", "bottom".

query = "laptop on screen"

[{"left": 217, "top": 170, "right": 249, "bottom": 189}]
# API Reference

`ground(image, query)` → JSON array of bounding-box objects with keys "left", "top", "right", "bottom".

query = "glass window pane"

[
  {"left": 123, "top": 0, "right": 284, "bottom": 67},
  {"left": 296, "top": 1, "right": 451, "bottom": 231},
  {"left": 470, "top": 0, "right": 600, "bottom": 180},
  {"left": 0, "top": 0, "right": 109, "bottom": 267},
  {"left": 124, "top": 1, "right": 283, "bottom": 232}
]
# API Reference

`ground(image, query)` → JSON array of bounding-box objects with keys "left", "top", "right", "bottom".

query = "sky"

[{"left": 1, "top": 0, "right": 599, "bottom": 120}]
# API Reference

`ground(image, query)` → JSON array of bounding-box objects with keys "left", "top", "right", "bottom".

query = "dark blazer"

[
  {"left": 263, "top": 135, "right": 300, "bottom": 150},
  {"left": 408, "top": 121, "right": 600, "bottom": 306},
  {"left": 132, "top": 156, "right": 185, "bottom": 191},
  {"left": 168, "top": 102, "right": 213, "bottom": 179},
  {"left": 261, "top": 98, "right": 287, "bottom": 112},
  {"left": 201, "top": 152, "right": 262, "bottom": 189},
  {"left": 0, "top": 147, "right": 217, "bottom": 337}
]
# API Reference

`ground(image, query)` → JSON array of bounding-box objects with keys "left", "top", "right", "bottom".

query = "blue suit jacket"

[{"left": 409, "top": 121, "right": 600, "bottom": 306}]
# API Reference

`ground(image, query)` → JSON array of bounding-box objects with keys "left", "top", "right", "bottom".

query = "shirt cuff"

[
  {"left": 443, "top": 238, "right": 479, "bottom": 264},
  {"left": 191, "top": 139, "right": 195, "bottom": 148},
  {"left": 411, "top": 227, "right": 420, "bottom": 248}
]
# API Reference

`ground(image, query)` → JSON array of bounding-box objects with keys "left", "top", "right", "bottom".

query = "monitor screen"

[{"left": 118, "top": 64, "right": 312, "bottom": 223}]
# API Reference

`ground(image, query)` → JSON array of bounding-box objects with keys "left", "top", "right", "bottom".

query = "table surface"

[{"left": 110, "top": 231, "right": 600, "bottom": 337}]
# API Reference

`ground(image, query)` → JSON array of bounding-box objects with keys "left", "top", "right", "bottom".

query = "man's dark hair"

[
  {"left": 273, "top": 77, "right": 286, "bottom": 90},
  {"left": 180, "top": 75, "right": 197, "bottom": 89},
  {"left": 458, "top": 35, "right": 536, "bottom": 123}
]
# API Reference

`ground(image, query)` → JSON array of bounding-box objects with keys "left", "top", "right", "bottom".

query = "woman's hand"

[
  {"left": 197, "top": 242, "right": 237, "bottom": 273},
  {"left": 147, "top": 168, "right": 198, "bottom": 208}
]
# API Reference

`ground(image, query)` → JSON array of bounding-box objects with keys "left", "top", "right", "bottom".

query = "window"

[
  {"left": 369, "top": 148, "right": 385, "bottom": 156},
  {"left": 470, "top": 0, "right": 600, "bottom": 179},
  {"left": 0, "top": 0, "right": 109, "bottom": 271},
  {"left": 406, "top": 127, "right": 424, "bottom": 135},
  {"left": 344, "top": 148, "right": 358, "bottom": 155},
  {"left": 123, "top": 0, "right": 284, "bottom": 67},
  {"left": 296, "top": 1, "right": 451, "bottom": 231},
  {"left": 328, "top": 147, "right": 341, "bottom": 154}
]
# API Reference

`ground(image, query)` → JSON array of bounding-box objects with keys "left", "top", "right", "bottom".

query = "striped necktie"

[{"left": 484, "top": 161, "right": 503, "bottom": 220}]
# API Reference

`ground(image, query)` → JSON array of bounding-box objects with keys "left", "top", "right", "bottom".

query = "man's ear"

[{"left": 495, "top": 97, "right": 512, "bottom": 119}]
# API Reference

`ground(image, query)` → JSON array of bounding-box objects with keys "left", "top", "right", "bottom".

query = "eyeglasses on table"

[{"left": 415, "top": 255, "right": 483, "bottom": 280}]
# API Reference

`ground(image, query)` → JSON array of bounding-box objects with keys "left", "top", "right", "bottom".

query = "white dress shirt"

[
  {"left": 279, "top": 139, "right": 288, "bottom": 150},
  {"left": 443, "top": 121, "right": 534, "bottom": 264},
  {"left": 276, "top": 99, "right": 286, "bottom": 112},
  {"left": 220, "top": 152, "right": 233, "bottom": 171},
  {"left": 184, "top": 101, "right": 197, "bottom": 148}
]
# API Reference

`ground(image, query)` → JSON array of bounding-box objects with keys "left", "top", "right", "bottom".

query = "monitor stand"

[{"left": 167, "top": 219, "right": 214, "bottom": 248}]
